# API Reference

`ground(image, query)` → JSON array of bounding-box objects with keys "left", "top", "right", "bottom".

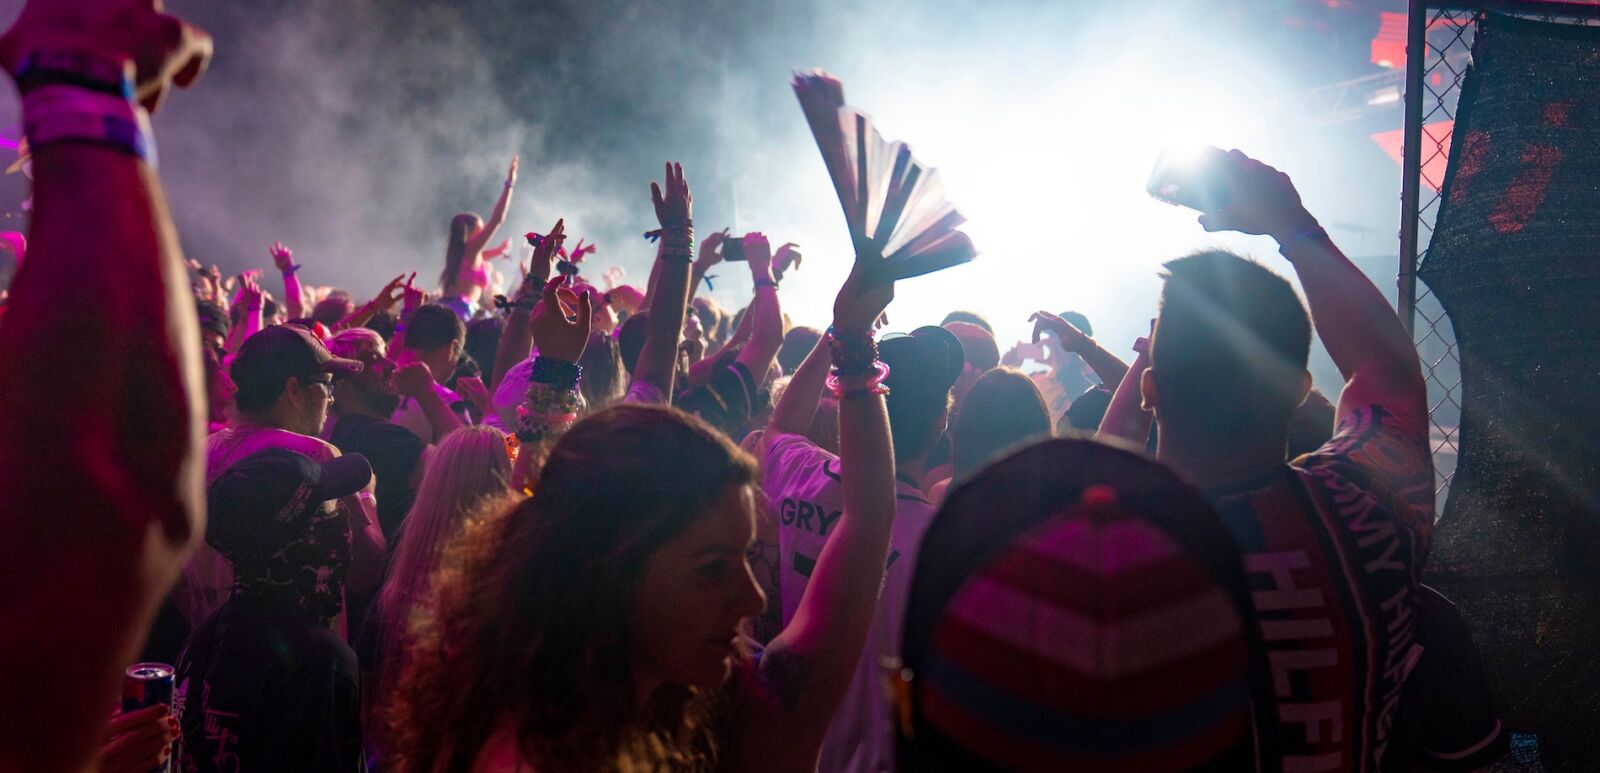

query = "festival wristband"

[
  {"left": 754, "top": 278, "right": 779, "bottom": 290},
  {"left": 13, "top": 51, "right": 132, "bottom": 98},
  {"left": 22, "top": 84, "right": 156, "bottom": 166}
]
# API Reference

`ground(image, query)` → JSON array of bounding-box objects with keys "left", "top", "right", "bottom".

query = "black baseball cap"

[
  {"left": 880, "top": 325, "right": 965, "bottom": 400},
  {"left": 231, "top": 324, "right": 363, "bottom": 405},
  {"left": 206, "top": 447, "right": 372, "bottom": 569}
]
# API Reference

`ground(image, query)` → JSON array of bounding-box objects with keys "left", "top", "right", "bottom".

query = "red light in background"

[
  {"left": 1371, "top": 120, "right": 1455, "bottom": 192},
  {"left": 1372, "top": 11, "right": 1407, "bottom": 69}
]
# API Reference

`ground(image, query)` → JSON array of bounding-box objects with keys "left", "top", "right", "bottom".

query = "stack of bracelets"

[
  {"left": 516, "top": 357, "right": 584, "bottom": 442},
  {"left": 15, "top": 51, "right": 157, "bottom": 167},
  {"left": 658, "top": 218, "right": 694, "bottom": 264},
  {"left": 825, "top": 327, "right": 890, "bottom": 399}
]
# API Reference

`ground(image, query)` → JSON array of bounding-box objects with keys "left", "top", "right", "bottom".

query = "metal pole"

[{"left": 1397, "top": 0, "right": 1428, "bottom": 335}]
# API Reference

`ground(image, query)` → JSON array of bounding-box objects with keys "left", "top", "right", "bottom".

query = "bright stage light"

[{"left": 763, "top": 53, "right": 1286, "bottom": 353}]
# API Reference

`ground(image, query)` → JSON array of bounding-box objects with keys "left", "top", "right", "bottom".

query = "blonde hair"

[
  {"left": 371, "top": 426, "right": 513, "bottom": 699},
  {"left": 326, "top": 326, "right": 385, "bottom": 359}
]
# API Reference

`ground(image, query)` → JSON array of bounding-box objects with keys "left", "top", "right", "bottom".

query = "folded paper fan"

[{"left": 792, "top": 70, "right": 976, "bottom": 281}]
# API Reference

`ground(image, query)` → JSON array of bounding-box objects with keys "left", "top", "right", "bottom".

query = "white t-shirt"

[
  {"left": 391, "top": 380, "right": 466, "bottom": 443},
  {"left": 761, "top": 431, "right": 935, "bottom": 773}
]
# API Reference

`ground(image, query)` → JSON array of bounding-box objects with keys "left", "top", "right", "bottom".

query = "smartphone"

[
  {"left": 1146, "top": 146, "right": 1231, "bottom": 213},
  {"left": 721, "top": 233, "right": 747, "bottom": 262},
  {"left": 1014, "top": 342, "right": 1048, "bottom": 361}
]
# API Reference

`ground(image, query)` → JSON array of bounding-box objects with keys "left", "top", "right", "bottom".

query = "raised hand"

[
  {"left": 269, "top": 241, "right": 294, "bottom": 273},
  {"left": 774, "top": 242, "right": 802, "bottom": 280},
  {"left": 401, "top": 274, "right": 428, "bottom": 316},
  {"left": 0, "top": 0, "right": 214, "bottom": 114},
  {"left": 526, "top": 218, "right": 566, "bottom": 285},
  {"left": 744, "top": 232, "right": 774, "bottom": 280},
  {"left": 372, "top": 273, "right": 410, "bottom": 314},
  {"left": 455, "top": 375, "right": 490, "bottom": 417},
  {"left": 1195, "top": 148, "right": 1318, "bottom": 240},
  {"left": 696, "top": 229, "right": 730, "bottom": 269},
  {"left": 1029, "top": 310, "right": 1093, "bottom": 353},
  {"left": 530, "top": 274, "right": 592, "bottom": 364},
  {"left": 650, "top": 162, "right": 692, "bottom": 227},
  {"left": 483, "top": 238, "right": 512, "bottom": 260},
  {"left": 237, "top": 272, "right": 264, "bottom": 310},
  {"left": 393, "top": 361, "right": 435, "bottom": 399},
  {"left": 833, "top": 255, "right": 894, "bottom": 335},
  {"left": 567, "top": 239, "right": 595, "bottom": 265},
  {"left": 505, "top": 155, "right": 519, "bottom": 189}
]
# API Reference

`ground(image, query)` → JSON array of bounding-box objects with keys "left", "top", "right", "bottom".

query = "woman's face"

[{"left": 629, "top": 485, "right": 766, "bottom": 693}]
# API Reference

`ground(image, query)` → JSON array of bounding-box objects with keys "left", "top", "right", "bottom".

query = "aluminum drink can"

[{"left": 122, "top": 662, "right": 175, "bottom": 773}]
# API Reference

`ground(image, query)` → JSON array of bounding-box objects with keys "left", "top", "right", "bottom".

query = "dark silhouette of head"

[
  {"left": 952, "top": 368, "right": 1051, "bottom": 480},
  {"left": 1145, "top": 250, "right": 1312, "bottom": 452}
]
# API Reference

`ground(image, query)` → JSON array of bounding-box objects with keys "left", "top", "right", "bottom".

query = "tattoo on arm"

[{"left": 759, "top": 644, "right": 813, "bottom": 713}]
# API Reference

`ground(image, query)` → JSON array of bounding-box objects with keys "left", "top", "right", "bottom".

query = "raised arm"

[
  {"left": 465, "top": 156, "right": 518, "bottom": 257},
  {"left": 395, "top": 361, "right": 464, "bottom": 440},
  {"left": 1097, "top": 335, "right": 1153, "bottom": 446},
  {"left": 1030, "top": 310, "right": 1129, "bottom": 389},
  {"left": 768, "top": 330, "right": 831, "bottom": 436},
  {"left": 336, "top": 272, "right": 407, "bottom": 331},
  {"left": 489, "top": 220, "right": 563, "bottom": 394},
  {"left": 1201, "top": 149, "right": 1427, "bottom": 428},
  {"left": 734, "top": 233, "right": 783, "bottom": 382},
  {"left": 228, "top": 273, "right": 265, "bottom": 349},
  {"left": 690, "top": 228, "right": 728, "bottom": 300},
  {"left": 0, "top": 2, "right": 211, "bottom": 770},
  {"left": 270, "top": 241, "right": 305, "bottom": 320},
  {"left": 732, "top": 260, "right": 897, "bottom": 773},
  {"left": 631, "top": 162, "right": 694, "bottom": 400}
]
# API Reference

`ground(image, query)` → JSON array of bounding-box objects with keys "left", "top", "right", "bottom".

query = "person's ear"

[
  {"left": 1139, "top": 367, "right": 1159, "bottom": 414},
  {"left": 284, "top": 376, "right": 306, "bottom": 408},
  {"left": 451, "top": 339, "right": 463, "bottom": 362}
]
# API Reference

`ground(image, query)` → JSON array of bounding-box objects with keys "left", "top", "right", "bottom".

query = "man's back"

[
  {"left": 763, "top": 430, "right": 934, "bottom": 772},
  {"left": 329, "top": 413, "right": 423, "bottom": 540},
  {"left": 174, "top": 596, "right": 361, "bottom": 773},
  {"left": 1207, "top": 404, "right": 1433, "bottom": 772}
]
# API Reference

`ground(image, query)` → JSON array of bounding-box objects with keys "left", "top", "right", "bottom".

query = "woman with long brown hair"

[
  {"left": 438, "top": 156, "right": 518, "bottom": 321},
  {"left": 385, "top": 170, "right": 900, "bottom": 771}
]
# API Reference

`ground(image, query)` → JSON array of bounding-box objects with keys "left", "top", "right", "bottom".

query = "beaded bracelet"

[
  {"left": 530, "top": 357, "right": 582, "bottom": 391},
  {"left": 754, "top": 279, "right": 779, "bottom": 290},
  {"left": 828, "top": 327, "right": 879, "bottom": 376},
  {"left": 826, "top": 360, "right": 890, "bottom": 399}
]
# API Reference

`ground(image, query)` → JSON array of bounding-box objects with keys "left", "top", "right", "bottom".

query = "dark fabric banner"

[{"left": 1420, "top": 13, "right": 1600, "bottom": 771}]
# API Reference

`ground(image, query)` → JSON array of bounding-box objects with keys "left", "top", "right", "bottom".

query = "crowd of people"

[{"left": 0, "top": 1, "right": 1516, "bottom": 771}]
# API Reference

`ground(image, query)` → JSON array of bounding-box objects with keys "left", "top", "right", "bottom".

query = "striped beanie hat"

[{"left": 898, "top": 438, "right": 1272, "bottom": 771}]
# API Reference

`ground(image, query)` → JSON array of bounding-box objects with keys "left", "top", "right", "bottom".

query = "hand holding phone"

[
  {"left": 720, "top": 231, "right": 747, "bottom": 262},
  {"left": 1146, "top": 146, "right": 1231, "bottom": 213}
]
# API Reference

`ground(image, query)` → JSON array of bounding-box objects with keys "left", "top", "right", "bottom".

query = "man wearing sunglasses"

[{"left": 175, "top": 325, "right": 388, "bottom": 639}]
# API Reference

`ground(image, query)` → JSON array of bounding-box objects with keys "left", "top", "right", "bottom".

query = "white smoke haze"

[{"left": 0, "top": 0, "right": 1403, "bottom": 391}]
